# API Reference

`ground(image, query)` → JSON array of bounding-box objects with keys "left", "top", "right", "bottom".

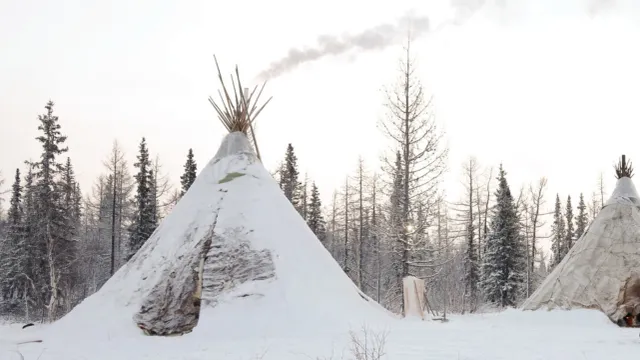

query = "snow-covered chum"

[
  {"left": 523, "top": 155, "right": 640, "bottom": 327},
  {"left": 51, "top": 58, "right": 388, "bottom": 339}
]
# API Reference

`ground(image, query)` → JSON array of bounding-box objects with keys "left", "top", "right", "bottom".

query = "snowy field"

[
  {"left": 1, "top": 136, "right": 637, "bottom": 360},
  {"left": 1, "top": 309, "right": 637, "bottom": 360}
]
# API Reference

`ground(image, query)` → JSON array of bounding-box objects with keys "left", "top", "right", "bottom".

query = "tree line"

[
  {"left": 0, "top": 101, "right": 200, "bottom": 321},
  {"left": 270, "top": 43, "right": 608, "bottom": 314},
  {"left": 0, "top": 44, "right": 610, "bottom": 321}
]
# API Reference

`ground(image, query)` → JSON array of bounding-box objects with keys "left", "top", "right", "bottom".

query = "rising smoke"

[
  {"left": 586, "top": 0, "right": 617, "bottom": 16},
  {"left": 255, "top": 0, "right": 492, "bottom": 81},
  {"left": 256, "top": 15, "right": 430, "bottom": 81},
  {"left": 256, "top": 0, "right": 620, "bottom": 81}
]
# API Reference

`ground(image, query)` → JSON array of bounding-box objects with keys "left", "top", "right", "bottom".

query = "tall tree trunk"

[
  {"left": 401, "top": 43, "right": 411, "bottom": 309},
  {"left": 358, "top": 161, "right": 365, "bottom": 289},
  {"left": 343, "top": 178, "right": 349, "bottom": 276},
  {"left": 331, "top": 191, "right": 337, "bottom": 257},
  {"left": 46, "top": 224, "right": 59, "bottom": 322},
  {"left": 111, "top": 171, "right": 117, "bottom": 275}
]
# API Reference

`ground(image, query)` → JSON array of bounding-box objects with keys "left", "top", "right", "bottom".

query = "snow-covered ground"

[
  {"left": 3, "top": 134, "right": 636, "bottom": 359},
  {"left": 1, "top": 309, "right": 637, "bottom": 360}
]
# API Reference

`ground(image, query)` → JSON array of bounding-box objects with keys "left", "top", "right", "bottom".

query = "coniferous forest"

[{"left": 0, "top": 50, "right": 606, "bottom": 323}]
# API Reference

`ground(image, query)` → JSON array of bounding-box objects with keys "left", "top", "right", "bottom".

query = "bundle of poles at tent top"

[{"left": 208, "top": 55, "right": 272, "bottom": 161}]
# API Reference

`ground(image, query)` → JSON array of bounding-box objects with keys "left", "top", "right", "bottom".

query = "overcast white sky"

[{"left": 2, "top": 0, "right": 640, "bottom": 249}]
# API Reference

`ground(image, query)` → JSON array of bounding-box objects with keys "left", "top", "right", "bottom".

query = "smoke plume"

[
  {"left": 586, "top": 0, "right": 617, "bottom": 16},
  {"left": 256, "top": 0, "right": 617, "bottom": 81},
  {"left": 256, "top": 15, "right": 430, "bottom": 81}
]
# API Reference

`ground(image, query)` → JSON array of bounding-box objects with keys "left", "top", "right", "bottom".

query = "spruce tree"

[
  {"left": 307, "top": 182, "right": 326, "bottom": 243},
  {"left": 564, "top": 195, "right": 574, "bottom": 257},
  {"left": 30, "top": 100, "right": 70, "bottom": 320},
  {"left": 464, "top": 213, "right": 479, "bottom": 310},
  {"left": 22, "top": 166, "right": 36, "bottom": 262},
  {"left": 59, "top": 158, "right": 81, "bottom": 286},
  {"left": 7, "top": 169, "right": 23, "bottom": 235},
  {"left": 61, "top": 158, "right": 82, "bottom": 228},
  {"left": 73, "top": 183, "right": 82, "bottom": 222},
  {"left": 148, "top": 169, "right": 159, "bottom": 227},
  {"left": 180, "top": 149, "right": 197, "bottom": 196},
  {"left": 22, "top": 167, "right": 36, "bottom": 268},
  {"left": 278, "top": 144, "right": 301, "bottom": 210},
  {"left": 388, "top": 151, "right": 405, "bottom": 300},
  {"left": 480, "top": 164, "right": 524, "bottom": 307},
  {"left": 575, "top": 193, "right": 588, "bottom": 242},
  {"left": 2, "top": 168, "right": 27, "bottom": 300},
  {"left": 550, "top": 194, "right": 566, "bottom": 268},
  {"left": 128, "top": 137, "right": 154, "bottom": 259},
  {"left": 300, "top": 175, "right": 308, "bottom": 220}
]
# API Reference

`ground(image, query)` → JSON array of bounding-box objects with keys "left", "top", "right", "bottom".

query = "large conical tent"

[
  {"left": 522, "top": 155, "right": 640, "bottom": 327},
  {"left": 55, "top": 57, "right": 387, "bottom": 339}
]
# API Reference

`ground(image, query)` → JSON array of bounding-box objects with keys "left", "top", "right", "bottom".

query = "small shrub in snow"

[{"left": 348, "top": 326, "right": 387, "bottom": 360}]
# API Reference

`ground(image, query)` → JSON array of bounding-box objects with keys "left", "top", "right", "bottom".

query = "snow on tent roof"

[{"left": 604, "top": 177, "right": 640, "bottom": 207}]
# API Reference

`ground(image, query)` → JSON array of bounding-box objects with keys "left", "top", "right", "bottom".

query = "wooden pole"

[{"left": 244, "top": 87, "right": 262, "bottom": 161}]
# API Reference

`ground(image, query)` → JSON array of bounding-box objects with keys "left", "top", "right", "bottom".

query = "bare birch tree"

[
  {"left": 476, "top": 166, "right": 493, "bottom": 263},
  {"left": 352, "top": 157, "right": 370, "bottom": 289},
  {"left": 328, "top": 191, "right": 339, "bottom": 257},
  {"left": 450, "top": 157, "right": 480, "bottom": 312},
  {"left": 151, "top": 155, "right": 172, "bottom": 220},
  {"left": 102, "top": 140, "right": 134, "bottom": 274},
  {"left": 527, "top": 177, "right": 548, "bottom": 294},
  {"left": 587, "top": 191, "right": 600, "bottom": 222}
]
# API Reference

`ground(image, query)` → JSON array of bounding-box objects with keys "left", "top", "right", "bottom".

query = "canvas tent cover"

[
  {"left": 53, "top": 132, "right": 387, "bottom": 339},
  {"left": 522, "top": 177, "right": 640, "bottom": 323}
]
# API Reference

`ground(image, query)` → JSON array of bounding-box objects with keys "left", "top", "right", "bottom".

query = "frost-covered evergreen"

[
  {"left": 369, "top": 175, "right": 383, "bottom": 303},
  {"left": 385, "top": 151, "right": 405, "bottom": 294},
  {"left": 307, "top": 182, "right": 326, "bottom": 243},
  {"left": 464, "top": 214, "right": 479, "bottom": 310},
  {"left": 60, "top": 158, "right": 82, "bottom": 236},
  {"left": 29, "top": 100, "right": 73, "bottom": 320},
  {"left": 128, "top": 137, "right": 155, "bottom": 259},
  {"left": 278, "top": 144, "right": 301, "bottom": 211},
  {"left": 481, "top": 165, "right": 524, "bottom": 307},
  {"left": 563, "top": 195, "right": 574, "bottom": 256},
  {"left": 148, "top": 169, "right": 160, "bottom": 228},
  {"left": 0, "top": 168, "right": 29, "bottom": 303},
  {"left": 300, "top": 175, "right": 308, "bottom": 220},
  {"left": 22, "top": 167, "right": 36, "bottom": 254},
  {"left": 575, "top": 193, "right": 588, "bottom": 242},
  {"left": 58, "top": 157, "right": 82, "bottom": 303},
  {"left": 387, "top": 151, "right": 405, "bottom": 300},
  {"left": 550, "top": 194, "right": 566, "bottom": 268},
  {"left": 180, "top": 148, "right": 197, "bottom": 196},
  {"left": 7, "top": 169, "right": 22, "bottom": 227}
]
